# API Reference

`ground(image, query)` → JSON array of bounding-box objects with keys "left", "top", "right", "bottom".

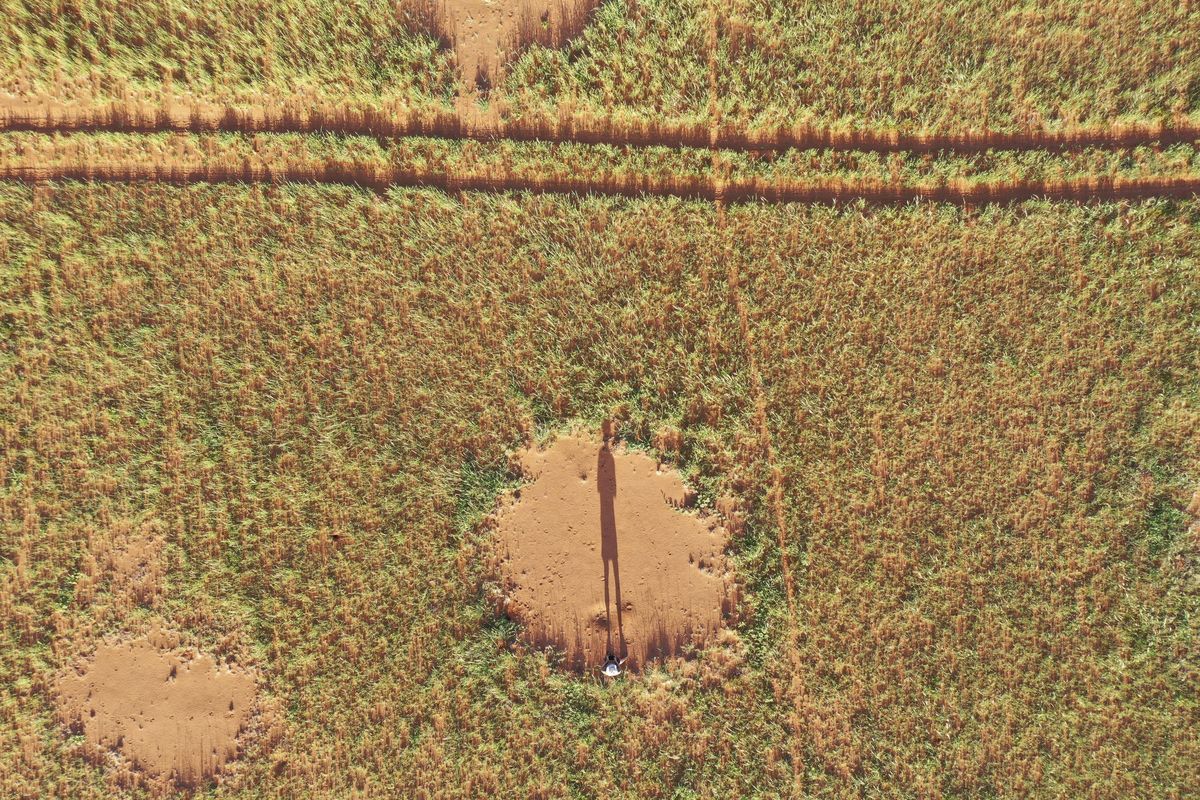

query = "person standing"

[{"left": 600, "top": 653, "right": 628, "bottom": 678}]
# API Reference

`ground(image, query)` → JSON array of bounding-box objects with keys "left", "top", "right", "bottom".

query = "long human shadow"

[{"left": 598, "top": 442, "right": 625, "bottom": 659}]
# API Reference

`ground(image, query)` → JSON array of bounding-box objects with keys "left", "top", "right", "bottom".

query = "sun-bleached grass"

[
  {"left": 2, "top": 182, "right": 1197, "bottom": 797},
  {"left": 7, "top": 0, "right": 1196, "bottom": 135},
  {"left": 732, "top": 201, "right": 1200, "bottom": 798}
]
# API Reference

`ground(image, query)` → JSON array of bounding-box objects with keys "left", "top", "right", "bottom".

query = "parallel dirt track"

[
  {"left": 4, "top": 162, "right": 1199, "bottom": 204},
  {"left": 3, "top": 99, "right": 1199, "bottom": 154}
]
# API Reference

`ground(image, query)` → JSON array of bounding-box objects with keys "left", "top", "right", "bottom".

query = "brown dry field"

[
  {"left": 2, "top": 1, "right": 1200, "bottom": 798},
  {"left": 1, "top": 182, "right": 1196, "bottom": 800}
]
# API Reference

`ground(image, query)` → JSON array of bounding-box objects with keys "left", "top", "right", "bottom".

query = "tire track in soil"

[
  {"left": 4, "top": 162, "right": 1199, "bottom": 205},
  {"left": 3, "top": 97, "right": 1198, "bottom": 154},
  {"left": 708, "top": 7, "right": 805, "bottom": 794}
]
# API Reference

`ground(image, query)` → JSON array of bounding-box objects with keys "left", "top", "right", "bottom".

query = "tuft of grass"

[
  {"left": 453, "top": 454, "right": 516, "bottom": 539},
  {"left": 1144, "top": 495, "right": 1186, "bottom": 563}
]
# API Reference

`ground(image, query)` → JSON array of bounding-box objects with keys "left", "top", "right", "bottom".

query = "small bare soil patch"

[
  {"left": 496, "top": 433, "right": 733, "bottom": 671},
  {"left": 436, "top": 0, "right": 598, "bottom": 92},
  {"left": 56, "top": 638, "right": 256, "bottom": 787}
]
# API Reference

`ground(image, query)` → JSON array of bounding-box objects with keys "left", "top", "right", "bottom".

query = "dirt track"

[
  {"left": 5, "top": 96, "right": 1197, "bottom": 204},
  {"left": 3, "top": 98, "right": 1198, "bottom": 154},
  {"left": 4, "top": 161, "right": 1199, "bottom": 204}
]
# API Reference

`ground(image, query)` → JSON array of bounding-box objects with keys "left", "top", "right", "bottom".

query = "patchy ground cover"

[
  {"left": 3, "top": 3, "right": 1199, "bottom": 800},
  {"left": 2, "top": 182, "right": 1196, "bottom": 798},
  {"left": 0, "top": 183, "right": 790, "bottom": 798}
]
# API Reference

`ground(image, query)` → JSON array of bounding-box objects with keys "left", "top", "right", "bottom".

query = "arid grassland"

[
  {"left": 3, "top": 1, "right": 1200, "bottom": 796},
  {"left": 1, "top": 183, "right": 1197, "bottom": 798},
  {"left": 5, "top": 0, "right": 1199, "bottom": 132}
]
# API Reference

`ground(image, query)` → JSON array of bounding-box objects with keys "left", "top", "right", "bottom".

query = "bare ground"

[{"left": 495, "top": 434, "right": 733, "bottom": 671}]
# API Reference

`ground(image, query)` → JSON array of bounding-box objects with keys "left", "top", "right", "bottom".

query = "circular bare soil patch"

[
  {"left": 56, "top": 638, "right": 256, "bottom": 787},
  {"left": 496, "top": 434, "right": 733, "bottom": 670}
]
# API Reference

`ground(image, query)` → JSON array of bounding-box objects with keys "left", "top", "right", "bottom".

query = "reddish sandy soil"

[
  {"left": 56, "top": 639, "right": 256, "bottom": 786},
  {"left": 496, "top": 434, "right": 734, "bottom": 671},
  {"left": 443, "top": 0, "right": 555, "bottom": 87}
]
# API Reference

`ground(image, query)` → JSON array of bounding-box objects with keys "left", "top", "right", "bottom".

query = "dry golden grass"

[
  {"left": 0, "top": 183, "right": 785, "bottom": 798},
  {"left": 5, "top": 0, "right": 1197, "bottom": 133},
  {"left": 731, "top": 202, "right": 1200, "bottom": 797},
  {"left": 1, "top": 181, "right": 1197, "bottom": 798}
]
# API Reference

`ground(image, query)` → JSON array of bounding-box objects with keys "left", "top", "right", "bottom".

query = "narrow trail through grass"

[
  {"left": 708, "top": 6, "right": 804, "bottom": 789},
  {"left": 719, "top": 195, "right": 806, "bottom": 791}
]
